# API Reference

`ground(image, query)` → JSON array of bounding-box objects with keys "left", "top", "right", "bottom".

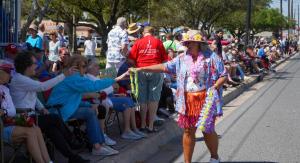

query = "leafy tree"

[
  {"left": 63, "top": 0, "right": 148, "bottom": 55},
  {"left": 46, "top": 0, "right": 83, "bottom": 52},
  {"left": 215, "top": 0, "right": 278, "bottom": 39},
  {"left": 150, "top": 0, "right": 245, "bottom": 36},
  {"left": 253, "top": 8, "right": 288, "bottom": 33},
  {"left": 20, "top": 0, "right": 53, "bottom": 41}
]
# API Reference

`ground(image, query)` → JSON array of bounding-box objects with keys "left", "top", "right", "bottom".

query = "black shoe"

[
  {"left": 139, "top": 128, "right": 147, "bottom": 133},
  {"left": 69, "top": 155, "right": 90, "bottom": 163}
]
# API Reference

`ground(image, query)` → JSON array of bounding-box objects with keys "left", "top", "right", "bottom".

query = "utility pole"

[
  {"left": 245, "top": 0, "right": 252, "bottom": 46},
  {"left": 288, "top": 0, "right": 290, "bottom": 39},
  {"left": 147, "top": 0, "right": 150, "bottom": 24},
  {"left": 280, "top": 0, "right": 283, "bottom": 14},
  {"left": 297, "top": 4, "right": 300, "bottom": 39},
  {"left": 72, "top": 8, "right": 76, "bottom": 54},
  {"left": 294, "top": 11, "right": 296, "bottom": 35},
  {"left": 280, "top": 0, "right": 283, "bottom": 38},
  {"left": 291, "top": 0, "right": 294, "bottom": 34}
]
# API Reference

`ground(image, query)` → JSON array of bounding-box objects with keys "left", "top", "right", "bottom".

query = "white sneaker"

[
  {"left": 244, "top": 76, "right": 251, "bottom": 81},
  {"left": 104, "top": 134, "right": 117, "bottom": 146},
  {"left": 133, "top": 129, "right": 148, "bottom": 138},
  {"left": 121, "top": 131, "right": 142, "bottom": 140},
  {"left": 92, "top": 145, "right": 119, "bottom": 156},
  {"left": 209, "top": 158, "right": 220, "bottom": 163},
  {"left": 103, "top": 145, "right": 119, "bottom": 154}
]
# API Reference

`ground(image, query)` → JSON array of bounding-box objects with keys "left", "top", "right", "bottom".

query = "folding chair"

[
  {"left": 99, "top": 68, "right": 123, "bottom": 135},
  {"left": 0, "top": 117, "right": 33, "bottom": 163},
  {"left": 105, "top": 108, "right": 122, "bottom": 135}
]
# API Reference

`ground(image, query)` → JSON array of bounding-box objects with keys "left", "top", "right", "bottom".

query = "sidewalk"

[{"left": 53, "top": 54, "right": 297, "bottom": 163}]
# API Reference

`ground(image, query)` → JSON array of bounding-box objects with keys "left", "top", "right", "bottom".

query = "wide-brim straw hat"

[
  {"left": 127, "top": 23, "right": 141, "bottom": 34},
  {"left": 181, "top": 30, "right": 207, "bottom": 44},
  {"left": 29, "top": 24, "right": 38, "bottom": 32}
]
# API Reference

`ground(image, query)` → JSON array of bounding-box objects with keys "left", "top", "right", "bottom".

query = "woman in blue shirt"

[
  {"left": 47, "top": 55, "right": 129, "bottom": 156},
  {"left": 26, "top": 24, "right": 43, "bottom": 50}
]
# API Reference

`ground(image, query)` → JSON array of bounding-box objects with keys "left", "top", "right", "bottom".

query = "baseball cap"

[
  {"left": 0, "top": 64, "right": 13, "bottom": 74},
  {"left": 5, "top": 44, "right": 18, "bottom": 55}
]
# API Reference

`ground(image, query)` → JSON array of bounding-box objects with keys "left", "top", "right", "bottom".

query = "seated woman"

[
  {"left": 85, "top": 60, "right": 146, "bottom": 140},
  {"left": 47, "top": 55, "right": 128, "bottom": 155},
  {"left": 9, "top": 52, "right": 89, "bottom": 163},
  {"left": 0, "top": 64, "right": 52, "bottom": 163}
]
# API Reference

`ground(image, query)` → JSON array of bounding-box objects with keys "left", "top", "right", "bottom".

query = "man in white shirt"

[
  {"left": 84, "top": 34, "right": 96, "bottom": 61},
  {"left": 106, "top": 17, "right": 129, "bottom": 72}
]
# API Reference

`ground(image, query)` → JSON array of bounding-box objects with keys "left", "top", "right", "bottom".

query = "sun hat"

[
  {"left": 29, "top": 24, "right": 38, "bottom": 32},
  {"left": 5, "top": 43, "right": 18, "bottom": 55},
  {"left": 181, "top": 30, "right": 206, "bottom": 44},
  {"left": 127, "top": 23, "right": 141, "bottom": 34}
]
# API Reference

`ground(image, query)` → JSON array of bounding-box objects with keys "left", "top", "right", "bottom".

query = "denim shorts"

[
  {"left": 3, "top": 126, "right": 15, "bottom": 144},
  {"left": 138, "top": 72, "right": 163, "bottom": 103},
  {"left": 110, "top": 97, "right": 135, "bottom": 112}
]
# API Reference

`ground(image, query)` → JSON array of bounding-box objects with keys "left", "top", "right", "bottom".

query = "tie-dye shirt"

[{"left": 163, "top": 50, "right": 227, "bottom": 115}]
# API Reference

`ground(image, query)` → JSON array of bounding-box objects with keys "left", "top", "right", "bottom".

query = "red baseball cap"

[
  {"left": 0, "top": 64, "right": 13, "bottom": 74},
  {"left": 5, "top": 44, "right": 18, "bottom": 55}
]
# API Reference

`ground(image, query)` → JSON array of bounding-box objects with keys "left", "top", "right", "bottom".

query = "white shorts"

[{"left": 105, "top": 60, "right": 126, "bottom": 72}]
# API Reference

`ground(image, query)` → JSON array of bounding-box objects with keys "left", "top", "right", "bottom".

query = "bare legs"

[
  {"left": 182, "top": 128, "right": 219, "bottom": 163},
  {"left": 148, "top": 102, "right": 159, "bottom": 130},
  {"left": 123, "top": 108, "right": 131, "bottom": 132},
  {"left": 130, "top": 107, "right": 138, "bottom": 131},
  {"left": 203, "top": 131, "right": 219, "bottom": 160},
  {"left": 123, "top": 107, "right": 139, "bottom": 132},
  {"left": 140, "top": 102, "right": 159, "bottom": 130},
  {"left": 11, "top": 126, "right": 50, "bottom": 163},
  {"left": 140, "top": 103, "right": 147, "bottom": 129},
  {"left": 183, "top": 127, "right": 197, "bottom": 163}
]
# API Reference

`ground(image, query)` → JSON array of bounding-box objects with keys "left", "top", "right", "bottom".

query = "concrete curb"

[
  {"left": 101, "top": 120, "right": 182, "bottom": 163},
  {"left": 100, "top": 54, "right": 294, "bottom": 163}
]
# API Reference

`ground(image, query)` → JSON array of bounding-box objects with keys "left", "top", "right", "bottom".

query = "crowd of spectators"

[{"left": 0, "top": 16, "right": 298, "bottom": 163}]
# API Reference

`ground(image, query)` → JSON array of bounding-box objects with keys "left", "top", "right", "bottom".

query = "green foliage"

[
  {"left": 214, "top": 0, "right": 286, "bottom": 38},
  {"left": 253, "top": 8, "right": 288, "bottom": 32}
]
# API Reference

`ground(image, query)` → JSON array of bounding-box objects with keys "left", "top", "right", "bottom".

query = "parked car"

[
  {"left": 63, "top": 36, "right": 69, "bottom": 47},
  {"left": 92, "top": 36, "right": 102, "bottom": 48},
  {"left": 63, "top": 36, "right": 86, "bottom": 48},
  {"left": 77, "top": 36, "right": 86, "bottom": 48}
]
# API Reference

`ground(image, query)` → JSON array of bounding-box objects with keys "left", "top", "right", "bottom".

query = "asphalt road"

[{"left": 146, "top": 54, "right": 300, "bottom": 163}]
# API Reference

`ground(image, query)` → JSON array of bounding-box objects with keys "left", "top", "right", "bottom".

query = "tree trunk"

[
  {"left": 100, "top": 28, "right": 110, "bottom": 56},
  {"left": 66, "top": 22, "right": 77, "bottom": 53},
  {"left": 20, "top": 0, "right": 38, "bottom": 41},
  {"left": 20, "top": 0, "right": 52, "bottom": 42}
]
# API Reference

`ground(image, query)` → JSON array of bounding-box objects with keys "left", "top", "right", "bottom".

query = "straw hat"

[
  {"left": 29, "top": 24, "right": 38, "bottom": 32},
  {"left": 181, "top": 30, "right": 206, "bottom": 44},
  {"left": 127, "top": 23, "right": 141, "bottom": 34}
]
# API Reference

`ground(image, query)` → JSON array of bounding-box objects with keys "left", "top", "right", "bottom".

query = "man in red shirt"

[{"left": 129, "top": 26, "right": 168, "bottom": 132}]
